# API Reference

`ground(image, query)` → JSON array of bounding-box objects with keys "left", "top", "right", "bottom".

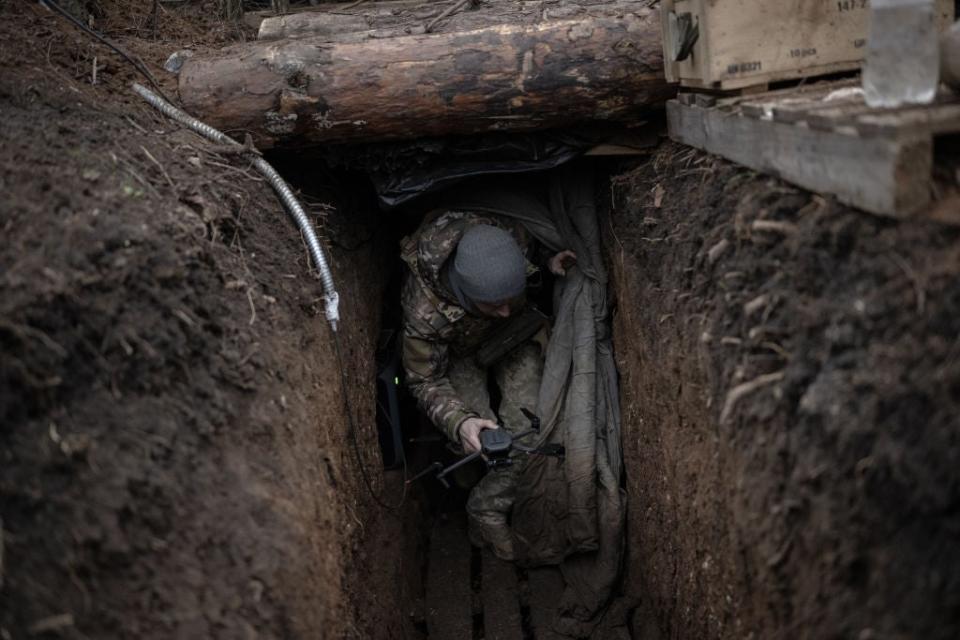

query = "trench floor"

[{"left": 426, "top": 512, "right": 564, "bottom": 640}]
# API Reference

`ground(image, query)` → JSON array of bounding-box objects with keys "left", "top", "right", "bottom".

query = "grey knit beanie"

[{"left": 449, "top": 225, "right": 526, "bottom": 304}]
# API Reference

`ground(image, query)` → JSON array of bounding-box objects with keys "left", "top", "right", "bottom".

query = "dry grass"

[{"left": 91, "top": 0, "right": 252, "bottom": 45}]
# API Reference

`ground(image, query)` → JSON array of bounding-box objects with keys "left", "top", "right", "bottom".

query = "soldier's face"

[{"left": 473, "top": 294, "right": 525, "bottom": 319}]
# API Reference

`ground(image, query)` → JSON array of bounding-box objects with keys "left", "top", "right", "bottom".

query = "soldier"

[{"left": 401, "top": 210, "right": 576, "bottom": 560}]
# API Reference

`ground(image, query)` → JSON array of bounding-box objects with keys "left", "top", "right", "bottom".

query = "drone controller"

[{"left": 407, "top": 408, "right": 563, "bottom": 488}]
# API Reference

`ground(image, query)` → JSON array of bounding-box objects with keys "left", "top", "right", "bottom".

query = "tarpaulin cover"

[{"left": 321, "top": 131, "right": 598, "bottom": 208}]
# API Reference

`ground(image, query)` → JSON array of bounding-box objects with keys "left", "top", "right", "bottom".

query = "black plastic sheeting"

[{"left": 323, "top": 131, "right": 593, "bottom": 209}]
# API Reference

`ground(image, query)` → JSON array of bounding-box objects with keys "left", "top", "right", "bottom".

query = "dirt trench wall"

[
  {"left": 0, "top": 62, "right": 407, "bottom": 638},
  {"left": 608, "top": 144, "right": 960, "bottom": 639}
]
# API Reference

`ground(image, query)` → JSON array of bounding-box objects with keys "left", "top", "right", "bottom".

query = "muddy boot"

[
  {"left": 482, "top": 520, "right": 515, "bottom": 562},
  {"left": 466, "top": 458, "right": 520, "bottom": 560},
  {"left": 467, "top": 512, "right": 515, "bottom": 561}
]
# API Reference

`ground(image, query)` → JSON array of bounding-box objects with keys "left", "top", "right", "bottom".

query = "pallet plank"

[
  {"left": 806, "top": 102, "right": 878, "bottom": 131},
  {"left": 855, "top": 104, "right": 960, "bottom": 137},
  {"left": 482, "top": 550, "right": 523, "bottom": 640},
  {"left": 667, "top": 99, "right": 932, "bottom": 217},
  {"left": 694, "top": 94, "right": 717, "bottom": 108},
  {"left": 716, "top": 78, "right": 858, "bottom": 110},
  {"left": 772, "top": 96, "right": 865, "bottom": 124},
  {"left": 426, "top": 514, "right": 474, "bottom": 640}
]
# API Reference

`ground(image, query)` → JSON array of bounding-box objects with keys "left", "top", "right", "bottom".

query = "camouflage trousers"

[{"left": 448, "top": 342, "right": 543, "bottom": 561}]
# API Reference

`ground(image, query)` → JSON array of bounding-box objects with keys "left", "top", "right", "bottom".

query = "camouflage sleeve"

[{"left": 402, "top": 329, "right": 478, "bottom": 443}]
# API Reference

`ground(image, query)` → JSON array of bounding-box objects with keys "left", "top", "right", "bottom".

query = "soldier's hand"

[
  {"left": 459, "top": 417, "right": 499, "bottom": 454},
  {"left": 548, "top": 250, "right": 578, "bottom": 276}
]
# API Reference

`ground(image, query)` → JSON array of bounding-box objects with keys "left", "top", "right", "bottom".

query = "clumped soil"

[
  {"left": 1, "top": 3, "right": 417, "bottom": 639},
  {"left": 608, "top": 143, "right": 960, "bottom": 639}
]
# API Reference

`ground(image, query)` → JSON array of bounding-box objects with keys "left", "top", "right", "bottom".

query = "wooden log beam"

[
  {"left": 261, "top": 21, "right": 427, "bottom": 43},
  {"left": 256, "top": 0, "right": 641, "bottom": 42},
  {"left": 177, "top": 8, "right": 672, "bottom": 148},
  {"left": 255, "top": 0, "right": 423, "bottom": 40},
  {"left": 243, "top": 0, "right": 426, "bottom": 33},
  {"left": 257, "top": 11, "right": 371, "bottom": 40}
]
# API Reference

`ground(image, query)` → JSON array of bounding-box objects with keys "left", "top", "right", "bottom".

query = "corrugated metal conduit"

[
  {"left": 133, "top": 83, "right": 407, "bottom": 511},
  {"left": 132, "top": 83, "right": 340, "bottom": 331}
]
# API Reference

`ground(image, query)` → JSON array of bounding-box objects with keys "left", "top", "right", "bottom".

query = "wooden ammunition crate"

[{"left": 662, "top": 0, "right": 955, "bottom": 90}]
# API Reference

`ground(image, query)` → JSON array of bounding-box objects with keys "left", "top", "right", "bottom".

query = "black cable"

[
  {"left": 336, "top": 330, "right": 417, "bottom": 636},
  {"left": 38, "top": 0, "right": 176, "bottom": 105},
  {"left": 427, "top": 489, "right": 452, "bottom": 542},
  {"left": 334, "top": 329, "right": 408, "bottom": 513}
]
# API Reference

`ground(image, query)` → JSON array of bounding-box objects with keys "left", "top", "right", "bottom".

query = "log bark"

[
  {"left": 178, "top": 8, "right": 673, "bottom": 148},
  {"left": 255, "top": 0, "right": 425, "bottom": 40},
  {"left": 256, "top": 0, "right": 645, "bottom": 42},
  {"left": 258, "top": 12, "right": 371, "bottom": 40},
  {"left": 260, "top": 21, "right": 427, "bottom": 43}
]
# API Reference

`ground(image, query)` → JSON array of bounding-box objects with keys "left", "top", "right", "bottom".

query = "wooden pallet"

[
  {"left": 527, "top": 566, "right": 566, "bottom": 640},
  {"left": 426, "top": 514, "right": 474, "bottom": 640},
  {"left": 668, "top": 79, "right": 960, "bottom": 221},
  {"left": 481, "top": 550, "right": 523, "bottom": 640},
  {"left": 424, "top": 512, "right": 569, "bottom": 639}
]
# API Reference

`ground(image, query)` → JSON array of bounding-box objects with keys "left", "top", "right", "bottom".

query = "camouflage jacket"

[{"left": 401, "top": 210, "right": 538, "bottom": 442}]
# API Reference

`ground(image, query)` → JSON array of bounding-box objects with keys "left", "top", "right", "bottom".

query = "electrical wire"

[
  {"left": 130, "top": 89, "right": 400, "bottom": 511},
  {"left": 136, "top": 82, "right": 403, "bottom": 511},
  {"left": 131, "top": 83, "right": 341, "bottom": 330},
  {"left": 38, "top": 0, "right": 176, "bottom": 105},
  {"left": 103, "top": 22, "right": 396, "bottom": 514},
  {"left": 37, "top": 0, "right": 407, "bottom": 523}
]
